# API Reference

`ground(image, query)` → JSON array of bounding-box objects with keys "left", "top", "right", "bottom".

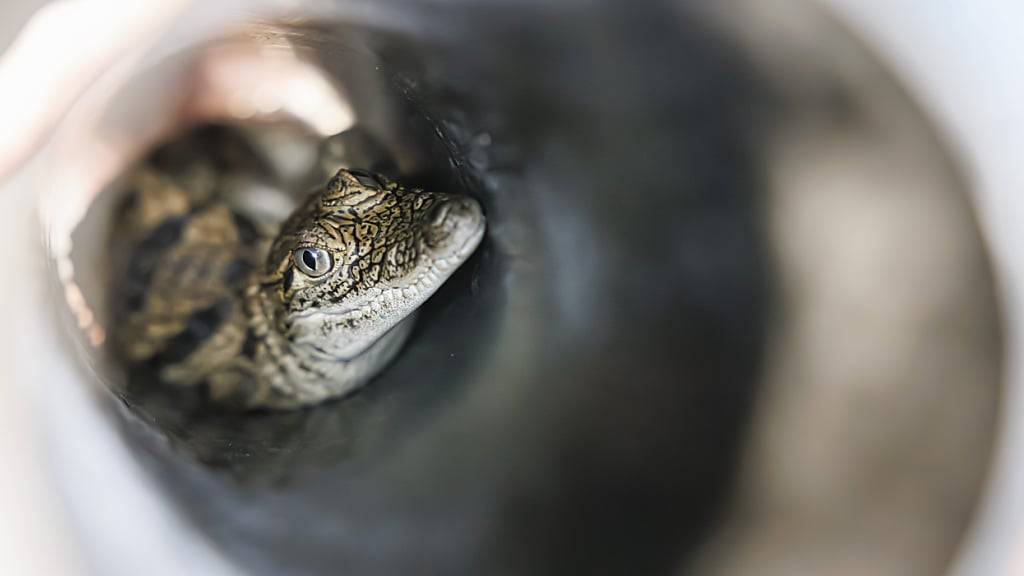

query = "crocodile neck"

[{"left": 215, "top": 281, "right": 415, "bottom": 409}]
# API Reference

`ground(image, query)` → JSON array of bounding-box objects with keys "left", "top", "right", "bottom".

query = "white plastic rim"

[
  {"left": 0, "top": 1, "right": 1020, "bottom": 574},
  {"left": 822, "top": 1, "right": 1024, "bottom": 575}
]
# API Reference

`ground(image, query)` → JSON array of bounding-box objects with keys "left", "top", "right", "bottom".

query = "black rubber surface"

[{"left": 112, "top": 2, "right": 770, "bottom": 574}]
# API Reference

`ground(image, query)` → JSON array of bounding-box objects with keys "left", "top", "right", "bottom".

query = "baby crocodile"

[{"left": 112, "top": 168, "right": 485, "bottom": 409}]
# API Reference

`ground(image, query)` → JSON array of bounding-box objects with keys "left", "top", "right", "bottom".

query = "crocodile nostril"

[{"left": 431, "top": 202, "right": 451, "bottom": 227}]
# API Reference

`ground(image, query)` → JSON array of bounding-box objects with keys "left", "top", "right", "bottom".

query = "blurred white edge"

[
  {"left": 17, "top": 0, "right": 362, "bottom": 572},
  {"left": 822, "top": 1, "right": 1024, "bottom": 575},
  {"left": 4, "top": 1, "right": 251, "bottom": 575}
]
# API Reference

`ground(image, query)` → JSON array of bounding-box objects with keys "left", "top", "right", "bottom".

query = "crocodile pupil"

[{"left": 302, "top": 249, "right": 318, "bottom": 271}]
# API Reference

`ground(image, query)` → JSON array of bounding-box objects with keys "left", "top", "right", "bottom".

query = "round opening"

[{"left": 39, "top": 3, "right": 1003, "bottom": 575}]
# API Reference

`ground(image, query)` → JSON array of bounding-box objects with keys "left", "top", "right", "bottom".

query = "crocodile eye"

[{"left": 293, "top": 247, "right": 333, "bottom": 278}]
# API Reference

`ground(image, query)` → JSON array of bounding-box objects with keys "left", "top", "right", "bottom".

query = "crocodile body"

[{"left": 111, "top": 167, "right": 484, "bottom": 409}]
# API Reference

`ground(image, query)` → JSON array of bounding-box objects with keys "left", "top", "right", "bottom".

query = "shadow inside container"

[{"left": 72, "top": 4, "right": 772, "bottom": 575}]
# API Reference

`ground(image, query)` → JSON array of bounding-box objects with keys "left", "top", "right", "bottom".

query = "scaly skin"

[{"left": 112, "top": 168, "right": 485, "bottom": 409}]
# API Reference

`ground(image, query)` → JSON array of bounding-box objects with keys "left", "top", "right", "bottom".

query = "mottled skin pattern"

[{"left": 112, "top": 168, "right": 485, "bottom": 409}]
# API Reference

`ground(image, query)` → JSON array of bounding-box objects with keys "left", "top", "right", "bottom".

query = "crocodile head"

[{"left": 260, "top": 168, "right": 485, "bottom": 363}]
